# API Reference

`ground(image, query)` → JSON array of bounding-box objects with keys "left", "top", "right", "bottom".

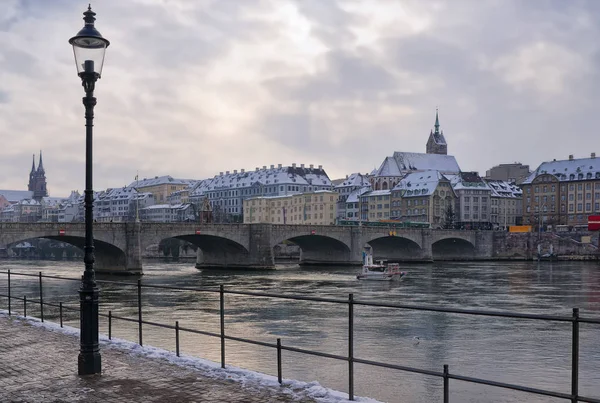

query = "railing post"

[
  {"left": 59, "top": 302, "right": 63, "bottom": 328},
  {"left": 277, "top": 338, "right": 282, "bottom": 384},
  {"left": 108, "top": 310, "right": 112, "bottom": 340},
  {"left": 7, "top": 269, "right": 10, "bottom": 316},
  {"left": 571, "top": 308, "right": 579, "bottom": 403},
  {"left": 348, "top": 293, "right": 354, "bottom": 401},
  {"left": 175, "top": 320, "right": 180, "bottom": 357},
  {"left": 220, "top": 284, "right": 225, "bottom": 369},
  {"left": 23, "top": 295, "right": 27, "bottom": 317},
  {"left": 38, "top": 272, "right": 44, "bottom": 323},
  {"left": 137, "top": 279, "right": 143, "bottom": 346},
  {"left": 443, "top": 364, "right": 449, "bottom": 403}
]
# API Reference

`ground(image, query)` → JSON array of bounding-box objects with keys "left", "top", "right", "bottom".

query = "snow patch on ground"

[{"left": 0, "top": 310, "right": 381, "bottom": 403}]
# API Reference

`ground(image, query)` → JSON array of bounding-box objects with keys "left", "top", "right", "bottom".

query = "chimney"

[
  {"left": 292, "top": 163, "right": 296, "bottom": 168},
  {"left": 278, "top": 164, "right": 282, "bottom": 168},
  {"left": 270, "top": 164, "right": 274, "bottom": 169},
  {"left": 263, "top": 165, "right": 267, "bottom": 169},
  {"left": 569, "top": 155, "right": 574, "bottom": 160},
  {"left": 226, "top": 171, "right": 230, "bottom": 175},
  {"left": 309, "top": 164, "right": 314, "bottom": 169},
  {"left": 234, "top": 170, "right": 237, "bottom": 174},
  {"left": 318, "top": 165, "right": 323, "bottom": 169},
  {"left": 301, "top": 164, "right": 305, "bottom": 168},
  {"left": 219, "top": 172, "right": 223, "bottom": 176},
  {"left": 592, "top": 153, "right": 596, "bottom": 159},
  {"left": 241, "top": 169, "right": 245, "bottom": 173},
  {"left": 255, "top": 167, "right": 259, "bottom": 172}
]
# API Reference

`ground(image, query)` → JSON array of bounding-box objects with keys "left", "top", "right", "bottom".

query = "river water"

[{"left": 0, "top": 259, "right": 599, "bottom": 403}]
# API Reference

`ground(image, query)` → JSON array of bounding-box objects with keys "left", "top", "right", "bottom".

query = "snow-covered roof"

[
  {"left": 335, "top": 173, "right": 370, "bottom": 189},
  {"left": 190, "top": 166, "right": 331, "bottom": 196},
  {"left": 346, "top": 187, "right": 371, "bottom": 203},
  {"left": 393, "top": 152, "right": 460, "bottom": 174},
  {"left": 393, "top": 170, "right": 448, "bottom": 197},
  {"left": 129, "top": 175, "right": 194, "bottom": 188},
  {"left": 364, "top": 189, "right": 391, "bottom": 197},
  {"left": 485, "top": 179, "right": 522, "bottom": 198},
  {"left": 0, "top": 190, "right": 34, "bottom": 203},
  {"left": 447, "top": 172, "right": 490, "bottom": 191},
  {"left": 375, "top": 157, "right": 403, "bottom": 177},
  {"left": 522, "top": 156, "right": 600, "bottom": 184}
]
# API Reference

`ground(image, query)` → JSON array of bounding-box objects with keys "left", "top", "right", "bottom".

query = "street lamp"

[{"left": 69, "top": 4, "right": 110, "bottom": 376}]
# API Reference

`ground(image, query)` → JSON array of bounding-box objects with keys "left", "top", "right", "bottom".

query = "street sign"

[
  {"left": 195, "top": 230, "right": 201, "bottom": 235},
  {"left": 58, "top": 229, "right": 66, "bottom": 236},
  {"left": 588, "top": 215, "right": 600, "bottom": 231}
]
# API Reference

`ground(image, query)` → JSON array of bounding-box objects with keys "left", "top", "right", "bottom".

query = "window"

[
  {"left": 551, "top": 185, "right": 555, "bottom": 192},
  {"left": 586, "top": 203, "right": 591, "bottom": 211},
  {"left": 569, "top": 204, "right": 574, "bottom": 212},
  {"left": 464, "top": 197, "right": 470, "bottom": 202},
  {"left": 577, "top": 203, "right": 583, "bottom": 212},
  {"left": 587, "top": 193, "right": 592, "bottom": 200},
  {"left": 535, "top": 186, "right": 539, "bottom": 193}
]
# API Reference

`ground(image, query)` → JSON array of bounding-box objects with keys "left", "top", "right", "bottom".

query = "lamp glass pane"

[{"left": 72, "top": 39, "right": 107, "bottom": 75}]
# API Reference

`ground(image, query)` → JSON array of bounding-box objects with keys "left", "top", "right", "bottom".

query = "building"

[
  {"left": 521, "top": 153, "right": 600, "bottom": 229},
  {"left": 28, "top": 152, "right": 48, "bottom": 200},
  {"left": 371, "top": 112, "right": 460, "bottom": 191},
  {"left": 485, "top": 163, "right": 530, "bottom": 184},
  {"left": 391, "top": 170, "right": 456, "bottom": 227},
  {"left": 192, "top": 164, "right": 332, "bottom": 223},
  {"left": 344, "top": 187, "right": 371, "bottom": 222},
  {"left": 243, "top": 190, "right": 337, "bottom": 225},
  {"left": 13, "top": 199, "right": 42, "bottom": 222},
  {"left": 362, "top": 190, "right": 391, "bottom": 221},
  {"left": 94, "top": 187, "right": 155, "bottom": 222},
  {"left": 447, "top": 172, "right": 492, "bottom": 229},
  {"left": 485, "top": 180, "right": 523, "bottom": 228},
  {"left": 426, "top": 110, "right": 447, "bottom": 155},
  {"left": 333, "top": 173, "right": 371, "bottom": 221},
  {"left": 140, "top": 203, "right": 194, "bottom": 222},
  {"left": 130, "top": 175, "right": 194, "bottom": 204}
]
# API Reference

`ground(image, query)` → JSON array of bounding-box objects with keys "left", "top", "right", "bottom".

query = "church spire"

[
  {"left": 31, "top": 154, "right": 36, "bottom": 173},
  {"left": 37, "top": 150, "right": 44, "bottom": 173},
  {"left": 434, "top": 108, "right": 440, "bottom": 134}
]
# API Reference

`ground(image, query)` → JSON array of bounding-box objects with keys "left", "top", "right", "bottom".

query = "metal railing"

[{"left": 1, "top": 269, "right": 599, "bottom": 403}]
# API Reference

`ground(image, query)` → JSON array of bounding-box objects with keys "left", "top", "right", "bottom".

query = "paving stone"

[{"left": 0, "top": 315, "right": 319, "bottom": 403}]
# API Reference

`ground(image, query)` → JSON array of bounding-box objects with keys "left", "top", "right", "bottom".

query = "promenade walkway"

[{"left": 0, "top": 313, "right": 341, "bottom": 403}]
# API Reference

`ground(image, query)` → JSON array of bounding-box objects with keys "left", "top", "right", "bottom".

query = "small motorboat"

[{"left": 357, "top": 250, "right": 406, "bottom": 281}]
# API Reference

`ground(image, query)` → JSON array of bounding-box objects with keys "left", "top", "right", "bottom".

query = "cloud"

[{"left": 0, "top": 0, "right": 600, "bottom": 196}]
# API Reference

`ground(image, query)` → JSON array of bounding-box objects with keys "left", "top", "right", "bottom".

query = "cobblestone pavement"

[{"left": 0, "top": 315, "right": 319, "bottom": 403}]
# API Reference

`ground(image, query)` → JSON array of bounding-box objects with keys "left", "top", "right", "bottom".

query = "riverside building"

[{"left": 243, "top": 190, "right": 337, "bottom": 225}]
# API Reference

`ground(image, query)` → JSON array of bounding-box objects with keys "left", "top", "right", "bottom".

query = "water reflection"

[{"left": 0, "top": 259, "right": 599, "bottom": 402}]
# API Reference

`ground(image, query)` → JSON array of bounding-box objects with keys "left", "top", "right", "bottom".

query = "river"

[{"left": 0, "top": 259, "right": 599, "bottom": 403}]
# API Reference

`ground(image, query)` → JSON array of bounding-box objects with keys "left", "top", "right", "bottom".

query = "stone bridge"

[{"left": 0, "top": 223, "right": 494, "bottom": 274}]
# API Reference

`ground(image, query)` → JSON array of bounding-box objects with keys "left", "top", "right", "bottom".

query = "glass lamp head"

[{"left": 69, "top": 5, "right": 110, "bottom": 76}]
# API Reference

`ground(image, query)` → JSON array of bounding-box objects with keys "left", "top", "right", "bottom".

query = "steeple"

[
  {"left": 37, "top": 150, "right": 44, "bottom": 173},
  {"left": 426, "top": 108, "right": 448, "bottom": 155},
  {"left": 434, "top": 108, "right": 440, "bottom": 134},
  {"left": 30, "top": 154, "right": 36, "bottom": 173}
]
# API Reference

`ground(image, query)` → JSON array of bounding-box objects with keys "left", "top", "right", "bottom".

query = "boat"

[
  {"left": 357, "top": 251, "right": 406, "bottom": 281},
  {"left": 537, "top": 243, "right": 558, "bottom": 261}
]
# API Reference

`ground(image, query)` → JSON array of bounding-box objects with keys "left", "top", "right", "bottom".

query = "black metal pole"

[
  {"left": 175, "top": 321, "right": 180, "bottom": 357},
  {"left": 348, "top": 293, "right": 354, "bottom": 401},
  {"left": 108, "top": 310, "right": 112, "bottom": 340},
  {"left": 24, "top": 295, "right": 27, "bottom": 317},
  {"left": 571, "top": 308, "right": 579, "bottom": 403},
  {"left": 277, "top": 338, "right": 282, "bottom": 384},
  {"left": 78, "top": 60, "right": 101, "bottom": 376},
  {"left": 39, "top": 272, "right": 44, "bottom": 322},
  {"left": 137, "top": 279, "right": 143, "bottom": 346},
  {"left": 220, "top": 284, "right": 225, "bottom": 368},
  {"left": 443, "top": 364, "right": 449, "bottom": 403},
  {"left": 60, "top": 302, "right": 63, "bottom": 328},
  {"left": 7, "top": 269, "right": 10, "bottom": 316}
]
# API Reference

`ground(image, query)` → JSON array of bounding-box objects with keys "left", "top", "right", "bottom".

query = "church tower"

[
  {"left": 28, "top": 151, "right": 48, "bottom": 200},
  {"left": 426, "top": 109, "right": 448, "bottom": 155}
]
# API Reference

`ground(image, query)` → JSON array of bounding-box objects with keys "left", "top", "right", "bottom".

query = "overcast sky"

[{"left": 1, "top": 0, "right": 599, "bottom": 196}]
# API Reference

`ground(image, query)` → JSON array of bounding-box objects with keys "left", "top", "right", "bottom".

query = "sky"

[{"left": 1, "top": 0, "right": 599, "bottom": 196}]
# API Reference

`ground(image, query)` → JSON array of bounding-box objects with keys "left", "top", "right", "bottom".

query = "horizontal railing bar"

[
  {"left": 137, "top": 283, "right": 219, "bottom": 293},
  {"left": 280, "top": 345, "right": 347, "bottom": 361},
  {"left": 352, "top": 300, "right": 574, "bottom": 322},
  {"left": 354, "top": 357, "right": 443, "bottom": 378},
  {"left": 138, "top": 319, "right": 175, "bottom": 330},
  {"left": 178, "top": 325, "right": 221, "bottom": 338},
  {"left": 579, "top": 317, "right": 600, "bottom": 325},
  {"left": 579, "top": 394, "right": 600, "bottom": 403},
  {"left": 223, "top": 289, "right": 346, "bottom": 304},
  {"left": 224, "top": 334, "right": 277, "bottom": 349},
  {"left": 0, "top": 271, "right": 79, "bottom": 282},
  {"left": 449, "top": 373, "right": 572, "bottom": 399}
]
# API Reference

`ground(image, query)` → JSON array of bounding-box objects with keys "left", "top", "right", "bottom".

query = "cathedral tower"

[
  {"left": 426, "top": 109, "right": 448, "bottom": 155},
  {"left": 28, "top": 151, "right": 48, "bottom": 200}
]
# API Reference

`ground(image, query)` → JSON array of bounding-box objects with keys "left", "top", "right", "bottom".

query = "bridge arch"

[
  {"left": 432, "top": 238, "right": 476, "bottom": 260},
  {"left": 278, "top": 234, "right": 352, "bottom": 265},
  {"left": 8, "top": 235, "right": 128, "bottom": 273},
  {"left": 365, "top": 236, "right": 423, "bottom": 262},
  {"left": 173, "top": 234, "right": 251, "bottom": 269}
]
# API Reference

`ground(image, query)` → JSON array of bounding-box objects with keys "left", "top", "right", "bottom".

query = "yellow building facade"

[{"left": 243, "top": 191, "right": 337, "bottom": 225}]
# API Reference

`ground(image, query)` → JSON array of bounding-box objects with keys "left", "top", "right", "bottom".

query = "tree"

[{"left": 444, "top": 205, "right": 455, "bottom": 229}]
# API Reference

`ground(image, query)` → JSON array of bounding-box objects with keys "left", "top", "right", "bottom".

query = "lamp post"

[{"left": 69, "top": 4, "right": 110, "bottom": 376}]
